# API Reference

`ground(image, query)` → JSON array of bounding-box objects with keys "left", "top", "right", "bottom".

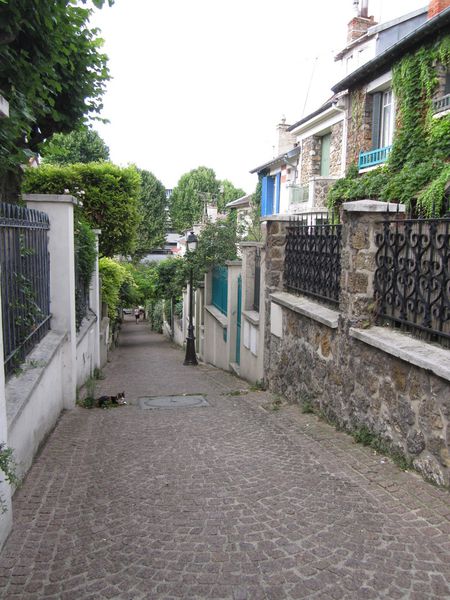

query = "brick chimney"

[
  {"left": 347, "top": 14, "right": 376, "bottom": 43},
  {"left": 428, "top": 0, "right": 450, "bottom": 18},
  {"left": 277, "top": 117, "right": 296, "bottom": 156}
]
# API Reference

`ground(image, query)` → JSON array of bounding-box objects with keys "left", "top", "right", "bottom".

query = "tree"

[
  {"left": 219, "top": 180, "right": 246, "bottom": 212},
  {"left": 0, "top": 1, "right": 112, "bottom": 202},
  {"left": 40, "top": 128, "right": 110, "bottom": 165},
  {"left": 23, "top": 163, "right": 141, "bottom": 257},
  {"left": 134, "top": 170, "right": 168, "bottom": 257},
  {"left": 169, "top": 167, "right": 220, "bottom": 232}
]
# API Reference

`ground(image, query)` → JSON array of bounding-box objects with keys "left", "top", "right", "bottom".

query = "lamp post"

[{"left": 184, "top": 231, "right": 198, "bottom": 365}]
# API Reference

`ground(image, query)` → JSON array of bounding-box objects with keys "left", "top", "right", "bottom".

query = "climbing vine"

[
  {"left": 0, "top": 443, "right": 17, "bottom": 513},
  {"left": 328, "top": 34, "right": 450, "bottom": 215}
]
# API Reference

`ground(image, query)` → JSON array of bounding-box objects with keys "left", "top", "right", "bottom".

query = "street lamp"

[{"left": 184, "top": 231, "right": 198, "bottom": 365}]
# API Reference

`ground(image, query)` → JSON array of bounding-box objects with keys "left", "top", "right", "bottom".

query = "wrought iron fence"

[
  {"left": 284, "top": 211, "right": 342, "bottom": 306},
  {"left": 253, "top": 249, "right": 261, "bottom": 312},
  {"left": 0, "top": 203, "right": 51, "bottom": 377},
  {"left": 374, "top": 209, "right": 450, "bottom": 346},
  {"left": 212, "top": 265, "right": 228, "bottom": 315}
]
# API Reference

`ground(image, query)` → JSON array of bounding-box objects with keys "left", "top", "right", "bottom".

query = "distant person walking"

[{"left": 134, "top": 308, "right": 140, "bottom": 324}]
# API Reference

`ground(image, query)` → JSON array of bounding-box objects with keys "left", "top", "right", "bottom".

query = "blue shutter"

[
  {"left": 275, "top": 172, "right": 281, "bottom": 214},
  {"left": 261, "top": 176, "right": 275, "bottom": 216}
]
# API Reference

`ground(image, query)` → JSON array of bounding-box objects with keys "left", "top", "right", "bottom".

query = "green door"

[
  {"left": 236, "top": 275, "right": 242, "bottom": 365},
  {"left": 320, "top": 133, "right": 331, "bottom": 176}
]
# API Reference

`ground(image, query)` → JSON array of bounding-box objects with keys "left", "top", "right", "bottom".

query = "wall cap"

[
  {"left": 23, "top": 193, "right": 79, "bottom": 206},
  {"left": 225, "top": 260, "right": 242, "bottom": 267},
  {"left": 5, "top": 331, "right": 66, "bottom": 429},
  {"left": 260, "top": 215, "right": 291, "bottom": 223},
  {"left": 205, "top": 304, "right": 228, "bottom": 329},
  {"left": 343, "top": 200, "right": 406, "bottom": 213},
  {"left": 350, "top": 326, "right": 450, "bottom": 382},
  {"left": 242, "top": 309, "right": 260, "bottom": 326},
  {"left": 239, "top": 242, "right": 265, "bottom": 248},
  {"left": 270, "top": 291, "right": 339, "bottom": 329}
]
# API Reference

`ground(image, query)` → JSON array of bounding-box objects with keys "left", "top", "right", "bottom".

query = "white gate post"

[
  {"left": 23, "top": 194, "right": 78, "bottom": 408},
  {"left": 0, "top": 269, "right": 13, "bottom": 549}
]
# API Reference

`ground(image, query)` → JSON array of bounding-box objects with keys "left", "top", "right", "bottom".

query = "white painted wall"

[
  {"left": 238, "top": 243, "right": 266, "bottom": 384},
  {"left": 0, "top": 268, "right": 12, "bottom": 551},
  {"left": 76, "top": 313, "right": 98, "bottom": 388}
]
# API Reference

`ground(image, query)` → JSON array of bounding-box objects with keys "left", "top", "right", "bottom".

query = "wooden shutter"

[
  {"left": 320, "top": 134, "right": 331, "bottom": 176},
  {"left": 275, "top": 173, "right": 281, "bottom": 213},
  {"left": 371, "top": 92, "right": 382, "bottom": 150},
  {"left": 261, "top": 176, "right": 274, "bottom": 216}
]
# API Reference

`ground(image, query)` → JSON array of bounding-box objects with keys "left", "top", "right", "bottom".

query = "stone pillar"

[
  {"left": 23, "top": 194, "right": 78, "bottom": 408},
  {"left": 339, "top": 200, "right": 405, "bottom": 326},
  {"left": 0, "top": 269, "right": 13, "bottom": 549},
  {"left": 90, "top": 230, "right": 101, "bottom": 372},
  {"left": 226, "top": 260, "right": 243, "bottom": 367},
  {"left": 263, "top": 217, "right": 289, "bottom": 379}
]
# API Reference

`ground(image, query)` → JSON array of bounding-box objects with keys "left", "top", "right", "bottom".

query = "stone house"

[
  {"left": 251, "top": 1, "right": 431, "bottom": 217},
  {"left": 332, "top": 0, "right": 450, "bottom": 172}
]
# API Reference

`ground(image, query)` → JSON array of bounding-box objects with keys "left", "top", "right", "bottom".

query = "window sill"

[
  {"left": 270, "top": 292, "right": 339, "bottom": 329},
  {"left": 350, "top": 326, "right": 450, "bottom": 383}
]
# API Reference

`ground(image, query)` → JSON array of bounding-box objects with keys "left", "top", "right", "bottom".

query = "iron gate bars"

[
  {"left": 374, "top": 213, "right": 450, "bottom": 344},
  {"left": 284, "top": 212, "right": 342, "bottom": 306},
  {"left": 0, "top": 202, "right": 51, "bottom": 377}
]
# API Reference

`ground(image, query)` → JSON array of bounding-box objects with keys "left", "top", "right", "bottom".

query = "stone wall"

[
  {"left": 329, "top": 120, "right": 343, "bottom": 177},
  {"left": 346, "top": 88, "right": 373, "bottom": 168},
  {"left": 300, "top": 136, "right": 321, "bottom": 185},
  {"left": 263, "top": 202, "right": 450, "bottom": 487}
]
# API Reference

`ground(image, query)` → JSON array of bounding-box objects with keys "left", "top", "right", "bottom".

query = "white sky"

[{"left": 90, "top": 0, "right": 426, "bottom": 194}]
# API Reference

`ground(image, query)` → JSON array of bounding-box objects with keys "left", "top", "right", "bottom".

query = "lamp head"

[{"left": 186, "top": 231, "right": 198, "bottom": 252}]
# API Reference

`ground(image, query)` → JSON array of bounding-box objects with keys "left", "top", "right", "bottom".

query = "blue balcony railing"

[
  {"left": 358, "top": 146, "right": 392, "bottom": 170},
  {"left": 432, "top": 94, "right": 450, "bottom": 114}
]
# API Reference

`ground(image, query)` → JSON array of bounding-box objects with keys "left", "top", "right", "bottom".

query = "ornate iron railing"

[
  {"left": 253, "top": 249, "right": 261, "bottom": 312},
  {"left": 374, "top": 212, "right": 450, "bottom": 345},
  {"left": 0, "top": 202, "right": 51, "bottom": 377},
  {"left": 284, "top": 212, "right": 342, "bottom": 306},
  {"left": 212, "top": 265, "right": 228, "bottom": 315}
]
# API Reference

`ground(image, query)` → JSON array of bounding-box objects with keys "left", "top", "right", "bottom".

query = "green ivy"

[
  {"left": 0, "top": 443, "right": 17, "bottom": 513},
  {"left": 74, "top": 219, "right": 97, "bottom": 329},
  {"left": 328, "top": 34, "right": 450, "bottom": 215}
]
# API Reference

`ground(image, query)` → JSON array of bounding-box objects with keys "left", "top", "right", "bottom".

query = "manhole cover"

[{"left": 138, "top": 395, "right": 209, "bottom": 410}]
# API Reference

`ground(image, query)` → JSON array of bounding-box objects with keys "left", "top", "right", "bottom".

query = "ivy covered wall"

[{"left": 328, "top": 34, "right": 450, "bottom": 216}]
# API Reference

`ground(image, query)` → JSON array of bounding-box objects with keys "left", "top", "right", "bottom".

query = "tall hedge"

[{"left": 22, "top": 163, "right": 141, "bottom": 256}]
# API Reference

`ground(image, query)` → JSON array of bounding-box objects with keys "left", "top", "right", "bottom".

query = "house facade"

[{"left": 332, "top": 1, "right": 450, "bottom": 172}]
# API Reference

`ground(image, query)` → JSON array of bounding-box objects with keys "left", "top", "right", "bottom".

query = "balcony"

[
  {"left": 287, "top": 184, "right": 309, "bottom": 205},
  {"left": 358, "top": 146, "right": 392, "bottom": 170},
  {"left": 432, "top": 93, "right": 450, "bottom": 115}
]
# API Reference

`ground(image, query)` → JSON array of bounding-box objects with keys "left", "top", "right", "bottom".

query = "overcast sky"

[{"left": 90, "top": 0, "right": 426, "bottom": 193}]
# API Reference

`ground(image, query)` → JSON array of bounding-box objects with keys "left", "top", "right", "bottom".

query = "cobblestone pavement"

[{"left": 0, "top": 318, "right": 449, "bottom": 599}]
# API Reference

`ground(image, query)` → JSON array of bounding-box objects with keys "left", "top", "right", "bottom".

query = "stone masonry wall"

[
  {"left": 300, "top": 137, "right": 321, "bottom": 185},
  {"left": 264, "top": 204, "right": 450, "bottom": 487},
  {"left": 346, "top": 88, "right": 373, "bottom": 169},
  {"left": 329, "top": 121, "right": 343, "bottom": 177}
]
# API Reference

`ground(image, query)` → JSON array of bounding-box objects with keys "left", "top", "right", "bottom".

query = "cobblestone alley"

[{"left": 0, "top": 317, "right": 449, "bottom": 599}]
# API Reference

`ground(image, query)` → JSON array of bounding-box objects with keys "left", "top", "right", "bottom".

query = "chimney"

[
  {"left": 428, "top": 0, "right": 450, "bottom": 18},
  {"left": 277, "top": 116, "right": 296, "bottom": 156},
  {"left": 347, "top": 1, "right": 376, "bottom": 43},
  {"left": 347, "top": 15, "right": 376, "bottom": 43}
]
